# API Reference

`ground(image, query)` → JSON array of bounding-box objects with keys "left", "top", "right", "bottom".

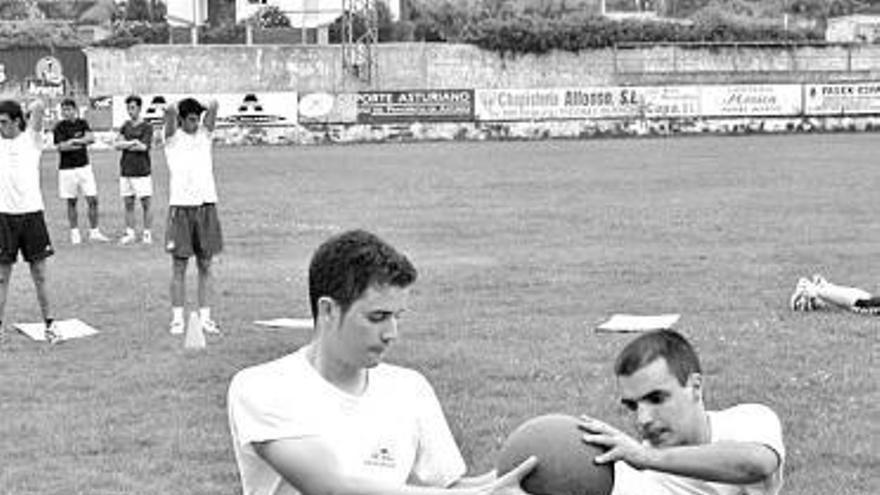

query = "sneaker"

[
  {"left": 169, "top": 320, "right": 185, "bottom": 335},
  {"left": 853, "top": 296, "right": 880, "bottom": 315},
  {"left": 119, "top": 231, "right": 136, "bottom": 245},
  {"left": 201, "top": 318, "right": 220, "bottom": 334},
  {"left": 89, "top": 229, "right": 111, "bottom": 242},
  {"left": 70, "top": 229, "right": 82, "bottom": 245},
  {"left": 142, "top": 230, "right": 153, "bottom": 244},
  {"left": 790, "top": 277, "right": 818, "bottom": 311},
  {"left": 811, "top": 274, "right": 828, "bottom": 287},
  {"left": 45, "top": 323, "right": 62, "bottom": 344}
]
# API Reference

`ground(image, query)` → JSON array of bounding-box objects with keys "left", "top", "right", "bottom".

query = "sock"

[
  {"left": 199, "top": 307, "right": 211, "bottom": 322},
  {"left": 125, "top": 227, "right": 135, "bottom": 236},
  {"left": 172, "top": 307, "right": 184, "bottom": 323},
  {"left": 90, "top": 228, "right": 101, "bottom": 235}
]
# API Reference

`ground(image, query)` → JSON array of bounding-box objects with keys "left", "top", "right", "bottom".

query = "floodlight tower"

[{"left": 341, "top": 0, "right": 378, "bottom": 84}]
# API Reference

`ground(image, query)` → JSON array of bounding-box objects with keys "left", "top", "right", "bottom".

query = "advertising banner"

[
  {"left": 804, "top": 83, "right": 880, "bottom": 116},
  {"left": 356, "top": 89, "right": 474, "bottom": 123},
  {"left": 639, "top": 86, "right": 702, "bottom": 118},
  {"left": 111, "top": 92, "right": 298, "bottom": 129},
  {"left": 298, "top": 92, "right": 358, "bottom": 124},
  {"left": 475, "top": 87, "right": 646, "bottom": 121},
  {"left": 699, "top": 85, "right": 802, "bottom": 117}
]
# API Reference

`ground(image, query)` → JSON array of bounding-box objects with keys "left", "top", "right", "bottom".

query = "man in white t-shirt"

[
  {"left": 0, "top": 99, "right": 59, "bottom": 343},
  {"left": 580, "top": 330, "right": 785, "bottom": 495},
  {"left": 163, "top": 97, "right": 223, "bottom": 335},
  {"left": 227, "top": 229, "right": 536, "bottom": 495}
]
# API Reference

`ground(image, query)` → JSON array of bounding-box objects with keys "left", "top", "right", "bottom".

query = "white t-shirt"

[
  {"left": 164, "top": 128, "right": 218, "bottom": 206},
  {"left": 613, "top": 404, "right": 785, "bottom": 495},
  {"left": 227, "top": 346, "right": 467, "bottom": 495},
  {"left": 0, "top": 129, "right": 45, "bottom": 214}
]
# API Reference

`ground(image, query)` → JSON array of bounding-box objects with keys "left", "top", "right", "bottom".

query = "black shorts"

[
  {"left": 0, "top": 212, "right": 54, "bottom": 264},
  {"left": 165, "top": 203, "right": 223, "bottom": 259}
]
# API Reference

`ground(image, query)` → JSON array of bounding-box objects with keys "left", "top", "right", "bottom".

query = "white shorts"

[
  {"left": 119, "top": 176, "right": 153, "bottom": 198},
  {"left": 58, "top": 165, "right": 98, "bottom": 199}
]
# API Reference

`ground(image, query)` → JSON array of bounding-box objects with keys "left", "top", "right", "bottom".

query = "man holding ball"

[{"left": 580, "top": 330, "right": 785, "bottom": 495}]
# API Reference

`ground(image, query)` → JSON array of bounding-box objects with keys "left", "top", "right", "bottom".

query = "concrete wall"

[{"left": 85, "top": 42, "right": 880, "bottom": 97}]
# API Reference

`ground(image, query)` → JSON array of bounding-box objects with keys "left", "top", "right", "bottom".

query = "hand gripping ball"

[{"left": 496, "top": 414, "right": 614, "bottom": 495}]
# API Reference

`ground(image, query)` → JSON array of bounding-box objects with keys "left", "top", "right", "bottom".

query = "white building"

[{"left": 826, "top": 14, "right": 880, "bottom": 43}]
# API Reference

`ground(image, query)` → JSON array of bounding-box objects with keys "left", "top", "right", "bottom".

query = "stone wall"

[{"left": 85, "top": 42, "right": 880, "bottom": 97}]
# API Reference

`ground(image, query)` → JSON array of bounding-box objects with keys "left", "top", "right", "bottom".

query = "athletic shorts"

[
  {"left": 165, "top": 203, "right": 223, "bottom": 259},
  {"left": 119, "top": 176, "right": 153, "bottom": 198},
  {"left": 58, "top": 164, "right": 98, "bottom": 199},
  {"left": 0, "top": 212, "right": 54, "bottom": 264}
]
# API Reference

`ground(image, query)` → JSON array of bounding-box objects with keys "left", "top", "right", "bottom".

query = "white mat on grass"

[
  {"left": 596, "top": 313, "right": 680, "bottom": 333},
  {"left": 15, "top": 318, "right": 100, "bottom": 342},
  {"left": 254, "top": 318, "right": 314, "bottom": 330}
]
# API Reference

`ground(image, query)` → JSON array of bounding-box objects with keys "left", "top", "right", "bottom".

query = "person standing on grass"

[
  {"left": 579, "top": 329, "right": 785, "bottom": 495},
  {"left": 0, "top": 99, "right": 59, "bottom": 343},
  {"left": 52, "top": 98, "right": 109, "bottom": 245},
  {"left": 163, "top": 97, "right": 222, "bottom": 335},
  {"left": 114, "top": 95, "right": 154, "bottom": 245},
  {"left": 227, "top": 229, "right": 537, "bottom": 495}
]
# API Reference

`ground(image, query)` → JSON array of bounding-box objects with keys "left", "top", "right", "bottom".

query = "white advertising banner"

[
  {"left": 700, "top": 85, "right": 802, "bottom": 117},
  {"left": 639, "top": 86, "right": 702, "bottom": 118},
  {"left": 804, "top": 82, "right": 880, "bottom": 116},
  {"left": 475, "top": 86, "right": 704, "bottom": 121},
  {"left": 111, "top": 92, "right": 298, "bottom": 129},
  {"left": 475, "top": 87, "right": 645, "bottom": 121}
]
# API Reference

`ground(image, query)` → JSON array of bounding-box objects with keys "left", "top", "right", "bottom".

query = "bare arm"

[
  {"left": 79, "top": 130, "right": 95, "bottom": 145},
  {"left": 580, "top": 417, "right": 780, "bottom": 485},
  {"left": 203, "top": 99, "right": 219, "bottom": 132},
  {"left": 27, "top": 100, "right": 45, "bottom": 133},
  {"left": 114, "top": 132, "right": 133, "bottom": 150},
  {"left": 639, "top": 441, "right": 781, "bottom": 484},
  {"left": 255, "top": 438, "right": 536, "bottom": 495},
  {"left": 164, "top": 102, "right": 178, "bottom": 139}
]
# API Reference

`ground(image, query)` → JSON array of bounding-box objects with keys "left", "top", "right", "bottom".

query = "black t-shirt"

[
  {"left": 53, "top": 118, "right": 91, "bottom": 169},
  {"left": 119, "top": 120, "right": 153, "bottom": 177}
]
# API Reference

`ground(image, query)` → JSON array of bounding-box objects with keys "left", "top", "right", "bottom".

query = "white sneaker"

[
  {"left": 790, "top": 277, "right": 818, "bottom": 311},
  {"left": 142, "top": 230, "right": 153, "bottom": 244},
  {"left": 89, "top": 229, "right": 111, "bottom": 242},
  {"left": 169, "top": 320, "right": 185, "bottom": 335},
  {"left": 119, "top": 230, "right": 136, "bottom": 245},
  {"left": 70, "top": 229, "right": 82, "bottom": 245},
  {"left": 201, "top": 318, "right": 220, "bottom": 334}
]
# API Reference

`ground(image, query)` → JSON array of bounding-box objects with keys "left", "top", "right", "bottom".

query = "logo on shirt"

[{"left": 364, "top": 446, "right": 397, "bottom": 469}]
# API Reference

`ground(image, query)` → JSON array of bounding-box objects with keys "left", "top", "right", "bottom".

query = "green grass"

[{"left": 1, "top": 135, "right": 877, "bottom": 495}]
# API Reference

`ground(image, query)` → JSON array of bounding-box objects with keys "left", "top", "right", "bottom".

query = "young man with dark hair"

[
  {"left": 114, "top": 94, "right": 154, "bottom": 245},
  {"left": 163, "top": 97, "right": 222, "bottom": 335},
  {"left": 580, "top": 329, "right": 785, "bottom": 495},
  {"left": 227, "top": 229, "right": 536, "bottom": 495},
  {"left": 0, "top": 99, "right": 59, "bottom": 343},
  {"left": 52, "top": 98, "right": 109, "bottom": 244}
]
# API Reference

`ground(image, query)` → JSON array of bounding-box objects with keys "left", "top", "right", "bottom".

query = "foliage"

[
  {"left": 0, "top": 20, "right": 85, "bottom": 48},
  {"left": 461, "top": 12, "right": 821, "bottom": 55},
  {"left": 251, "top": 5, "right": 291, "bottom": 28},
  {"left": 91, "top": 20, "right": 169, "bottom": 48}
]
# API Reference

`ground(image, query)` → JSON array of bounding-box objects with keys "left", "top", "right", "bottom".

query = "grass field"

[{"left": 0, "top": 134, "right": 877, "bottom": 495}]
